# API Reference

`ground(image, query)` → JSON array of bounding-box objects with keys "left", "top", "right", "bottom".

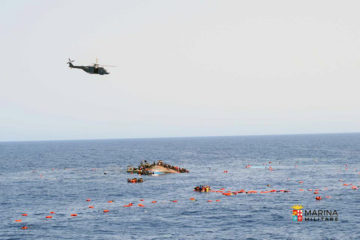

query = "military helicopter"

[{"left": 67, "top": 58, "right": 113, "bottom": 75}]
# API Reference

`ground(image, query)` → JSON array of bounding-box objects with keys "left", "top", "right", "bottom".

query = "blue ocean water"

[{"left": 1, "top": 134, "right": 360, "bottom": 239}]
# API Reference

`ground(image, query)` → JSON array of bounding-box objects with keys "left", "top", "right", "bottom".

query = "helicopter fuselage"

[{"left": 68, "top": 62, "right": 109, "bottom": 75}]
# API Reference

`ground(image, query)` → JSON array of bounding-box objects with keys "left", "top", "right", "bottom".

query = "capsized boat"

[{"left": 127, "top": 160, "right": 189, "bottom": 175}]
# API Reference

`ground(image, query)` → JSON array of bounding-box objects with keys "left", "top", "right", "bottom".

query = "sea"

[{"left": 1, "top": 134, "right": 360, "bottom": 239}]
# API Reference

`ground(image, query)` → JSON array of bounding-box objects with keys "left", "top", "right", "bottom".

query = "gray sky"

[{"left": 1, "top": 0, "right": 360, "bottom": 141}]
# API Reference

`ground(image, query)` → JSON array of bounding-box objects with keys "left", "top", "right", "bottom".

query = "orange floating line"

[
  {"left": 207, "top": 200, "right": 213, "bottom": 202},
  {"left": 21, "top": 226, "right": 28, "bottom": 230},
  {"left": 215, "top": 199, "right": 221, "bottom": 202},
  {"left": 89, "top": 206, "right": 94, "bottom": 208},
  {"left": 222, "top": 192, "right": 233, "bottom": 196},
  {"left": 86, "top": 199, "right": 91, "bottom": 202},
  {"left": 138, "top": 204, "right": 145, "bottom": 207},
  {"left": 45, "top": 216, "right": 52, "bottom": 219},
  {"left": 15, "top": 219, "right": 22, "bottom": 222},
  {"left": 70, "top": 214, "right": 78, "bottom": 217},
  {"left": 151, "top": 201, "right": 157, "bottom": 203},
  {"left": 49, "top": 211, "right": 55, "bottom": 214},
  {"left": 103, "top": 209, "right": 109, "bottom": 213},
  {"left": 189, "top": 197, "right": 196, "bottom": 201},
  {"left": 123, "top": 203, "right": 133, "bottom": 207},
  {"left": 107, "top": 200, "right": 113, "bottom": 203},
  {"left": 22, "top": 214, "right": 28, "bottom": 216}
]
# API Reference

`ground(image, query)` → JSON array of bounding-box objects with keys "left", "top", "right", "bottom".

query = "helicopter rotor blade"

[
  {"left": 91, "top": 58, "right": 115, "bottom": 67},
  {"left": 99, "top": 65, "right": 117, "bottom": 67},
  {"left": 91, "top": 63, "right": 117, "bottom": 67}
]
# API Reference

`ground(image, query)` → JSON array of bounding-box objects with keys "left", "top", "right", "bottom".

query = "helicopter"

[{"left": 67, "top": 58, "right": 112, "bottom": 75}]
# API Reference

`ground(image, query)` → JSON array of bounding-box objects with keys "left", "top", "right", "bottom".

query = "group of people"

[
  {"left": 137, "top": 168, "right": 154, "bottom": 175},
  {"left": 127, "top": 178, "right": 144, "bottom": 183},
  {"left": 194, "top": 185, "right": 211, "bottom": 192},
  {"left": 127, "top": 166, "right": 154, "bottom": 175},
  {"left": 155, "top": 160, "right": 189, "bottom": 173}
]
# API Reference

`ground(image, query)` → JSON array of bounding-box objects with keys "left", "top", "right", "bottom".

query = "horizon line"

[{"left": 1, "top": 131, "right": 359, "bottom": 143}]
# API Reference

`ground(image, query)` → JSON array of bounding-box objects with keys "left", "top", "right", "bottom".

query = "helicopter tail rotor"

[{"left": 67, "top": 58, "right": 75, "bottom": 67}]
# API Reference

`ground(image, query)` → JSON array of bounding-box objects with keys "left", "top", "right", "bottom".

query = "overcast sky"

[{"left": 1, "top": 0, "right": 360, "bottom": 141}]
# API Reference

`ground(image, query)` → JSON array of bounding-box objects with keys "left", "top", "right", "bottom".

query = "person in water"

[
  {"left": 127, "top": 178, "right": 144, "bottom": 183},
  {"left": 194, "top": 185, "right": 211, "bottom": 192}
]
